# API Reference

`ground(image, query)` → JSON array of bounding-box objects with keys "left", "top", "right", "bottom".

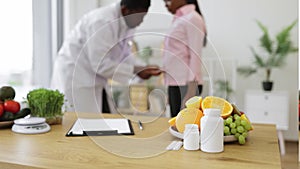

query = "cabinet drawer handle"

[{"left": 264, "top": 112, "right": 268, "bottom": 116}]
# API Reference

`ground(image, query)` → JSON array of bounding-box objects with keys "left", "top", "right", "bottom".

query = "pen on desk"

[{"left": 138, "top": 120, "right": 143, "bottom": 130}]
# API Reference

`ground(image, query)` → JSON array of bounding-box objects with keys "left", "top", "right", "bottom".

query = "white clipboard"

[{"left": 66, "top": 118, "right": 134, "bottom": 136}]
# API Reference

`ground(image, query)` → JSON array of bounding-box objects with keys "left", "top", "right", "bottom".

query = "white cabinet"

[
  {"left": 244, "top": 90, "right": 289, "bottom": 130},
  {"left": 244, "top": 90, "right": 289, "bottom": 155}
]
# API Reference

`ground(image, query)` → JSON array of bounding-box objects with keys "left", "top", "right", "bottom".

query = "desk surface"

[{"left": 0, "top": 112, "right": 281, "bottom": 169}]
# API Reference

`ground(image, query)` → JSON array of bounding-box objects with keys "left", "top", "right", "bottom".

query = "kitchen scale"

[{"left": 12, "top": 117, "right": 51, "bottom": 134}]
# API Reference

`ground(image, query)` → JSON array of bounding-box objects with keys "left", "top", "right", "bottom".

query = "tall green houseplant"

[{"left": 237, "top": 20, "right": 298, "bottom": 91}]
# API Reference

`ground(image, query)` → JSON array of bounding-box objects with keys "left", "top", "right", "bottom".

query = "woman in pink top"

[{"left": 163, "top": 0, "right": 207, "bottom": 117}]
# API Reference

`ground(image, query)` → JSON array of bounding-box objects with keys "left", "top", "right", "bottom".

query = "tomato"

[
  {"left": 4, "top": 100, "right": 20, "bottom": 114},
  {"left": 0, "top": 104, "right": 3, "bottom": 117}
]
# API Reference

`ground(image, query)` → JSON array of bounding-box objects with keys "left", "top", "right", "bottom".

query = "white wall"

[
  {"left": 134, "top": 0, "right": 171, "bottom": 67},
  {"left": 63, "top": 0, "right": 100, "bottom": 36},
  {"left": 65, "top": 0, "right": 298, "bottom": 140}
]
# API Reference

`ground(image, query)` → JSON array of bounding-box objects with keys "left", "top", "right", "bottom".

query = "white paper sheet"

[{"left": 67, "top": 118, "right": 133, "bottom": 135}]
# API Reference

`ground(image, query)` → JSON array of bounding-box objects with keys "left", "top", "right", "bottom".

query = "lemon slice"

[
  {"left": 185, "top": 96, "right": 202, "bottom": 109},
  {"left": 201, "top": 96, "right": 233, "bottom": 118}
]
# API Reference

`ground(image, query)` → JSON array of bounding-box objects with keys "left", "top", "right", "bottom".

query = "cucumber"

[{"left": 14, "top": 108, "right": 31, "bottom": 119}]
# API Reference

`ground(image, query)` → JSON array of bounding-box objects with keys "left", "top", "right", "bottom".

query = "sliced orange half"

[
  {"left": 175, "top": 107, "right": 204, "bottom": 133},
  {"left": 201, "top": 96, "right": 233, "bottom": 118}
]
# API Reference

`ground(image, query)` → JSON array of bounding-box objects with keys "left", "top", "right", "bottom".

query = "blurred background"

[{"left": 0, "top": 0, "right": 298, "bottom": 144}]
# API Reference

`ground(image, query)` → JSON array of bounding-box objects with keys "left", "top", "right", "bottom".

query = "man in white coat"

[{"left": 51, "top": 0, "right": 161, "bottom": 113}]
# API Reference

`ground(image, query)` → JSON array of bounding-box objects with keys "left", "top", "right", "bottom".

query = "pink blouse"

[{"left": 163, "top": 4, "right": 206, "bottom": 86}]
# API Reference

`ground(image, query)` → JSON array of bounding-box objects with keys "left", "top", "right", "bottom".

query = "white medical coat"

[{"left": 51, "top": 3, "right": 137, "bottom": 113}]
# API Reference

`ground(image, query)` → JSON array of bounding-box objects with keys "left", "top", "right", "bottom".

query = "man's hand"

[{"left": 134, "top": 65, "right": 163, "bottom": 80}]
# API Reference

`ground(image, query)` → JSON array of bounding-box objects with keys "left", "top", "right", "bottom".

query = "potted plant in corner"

[{"left": 237, "top": 20, "right": 298, "bottom": 91}]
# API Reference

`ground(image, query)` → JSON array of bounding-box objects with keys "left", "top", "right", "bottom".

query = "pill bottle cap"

[{"left": 203, "top": 108, "right": 221, "bottom": 116}]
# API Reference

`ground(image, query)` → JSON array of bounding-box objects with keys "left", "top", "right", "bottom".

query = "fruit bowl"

[
  {"left": 0, "top": 120, "right": 14, "bottom": 128},
  {"left": 169, "top": 126, "right": 238, "bottom": 142}
]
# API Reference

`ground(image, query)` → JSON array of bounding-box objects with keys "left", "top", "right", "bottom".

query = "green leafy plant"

[
  {"left": 27, "top": 88, "right": 65, "bottom": 118},
  {"left": 237, "top": 20, "right": 298, "bottom": 82}
]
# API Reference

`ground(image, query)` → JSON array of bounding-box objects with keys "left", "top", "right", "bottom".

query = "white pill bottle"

[
  {"left": 200, "top": 108, "right": 224, "bottom": 153},
  {"left": 183, "top": 124, "right": 200, "bottom": 150}
]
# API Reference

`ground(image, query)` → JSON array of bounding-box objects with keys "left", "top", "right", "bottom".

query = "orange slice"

[
  {"left": 175, "top": 107, "right": 204, "bottom": 133},
  {"left": 185, "top": 96, "right": 202, "bottom": 109},
  {"left": 201, "top": 96, "right": 233, "bottom": 118}
]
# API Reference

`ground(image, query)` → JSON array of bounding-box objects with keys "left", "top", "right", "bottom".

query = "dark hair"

[
  {"left": 120, "top": 0, "right": 151, "bottom": 10},
  {"left": 186, "top": 0, "right": 201, "bottom": 16},
  {"left": 186, "top": 0, "right": 207, "bottom": 46}
]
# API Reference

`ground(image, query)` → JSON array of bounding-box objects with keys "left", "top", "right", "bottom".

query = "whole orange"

[{"left": 175, "top": 107, "right": 204, "bottom": 133}]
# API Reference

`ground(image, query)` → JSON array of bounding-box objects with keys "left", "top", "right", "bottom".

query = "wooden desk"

[{"left": 0, "top": 112, "right": 281, "bottom": 169}]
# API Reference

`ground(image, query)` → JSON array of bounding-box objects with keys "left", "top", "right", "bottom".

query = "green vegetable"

[
  {"left": 14, "top": 108, "right": 31, "bottom": 119},
  {"left": 0, "top": 112, "right": 14, "bottom": 121},
  {"left": 0, "top": 108, "right": 31, "bottom": 122},
  {"left": 0, "top": 86, "right": 15, "bottom": 101},
  {"left": 27, "top": 88, "right": 65, "bottom": 118}
]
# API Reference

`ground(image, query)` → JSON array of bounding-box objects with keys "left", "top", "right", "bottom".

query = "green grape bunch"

[{"left": 224, "top": 113, "right": 253, "bottom": 145}]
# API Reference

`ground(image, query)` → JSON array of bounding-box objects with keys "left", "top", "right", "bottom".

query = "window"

[{"left": 0, "top": 0, "right": 33, "bottom": 86}]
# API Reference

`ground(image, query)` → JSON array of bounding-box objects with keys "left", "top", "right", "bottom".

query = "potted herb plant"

[
  {"left": 237, "top": 20, "right": 298, "bottom": 91},
  {"left": 27, "top": 88, "right": 65, "bottom": 125}
]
